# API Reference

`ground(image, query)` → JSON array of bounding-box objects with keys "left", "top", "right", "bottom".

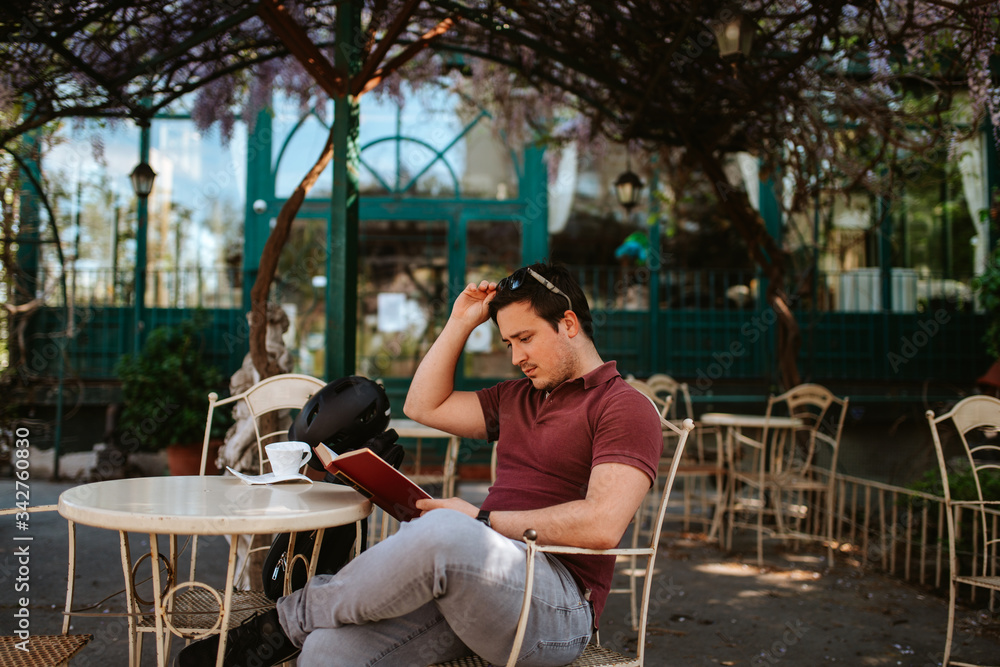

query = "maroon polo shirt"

[{"left": 476, "top": 360, "right": 663, "bottom": 624}]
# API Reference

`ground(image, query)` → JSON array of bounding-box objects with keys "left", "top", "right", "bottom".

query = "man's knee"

[
  {"left": 408, "top": 509, "right": 485, "bottom": 549},
  {"left": 395, "top": 509, "right": 507, "bottom": 567}
]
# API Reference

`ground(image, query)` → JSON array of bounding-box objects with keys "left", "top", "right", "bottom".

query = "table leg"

[
  {"left": 119, "top": 531, "right": 141, "bottom": 667},
  {"left": 148, "top": 533, "right": 167, "bottom": 667},
  {"left": 706, "top": 427, "right": 726, "bottom": 542},
  {"left": 216, "top": 534, "right": 240, "bottom": 667},
  {"left": 162, "top": 534, "right": 178, "bottom": 666},
  {"left": 723, "top": 426, "right": 738, "bottom": 551}
]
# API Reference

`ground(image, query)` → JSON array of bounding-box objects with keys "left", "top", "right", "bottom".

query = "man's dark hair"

[{"left": 488, "top": 262, "right": 594, "bottom": 339}]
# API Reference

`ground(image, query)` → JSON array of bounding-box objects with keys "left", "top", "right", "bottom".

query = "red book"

[{"left": 314, "top": 444, "right": 431, "bottom": 522}]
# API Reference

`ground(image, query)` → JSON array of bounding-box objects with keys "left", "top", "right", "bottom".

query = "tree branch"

[
  {"left": 353, "top": 16, "right": 454, "bottom": 96},
  {"left": 248, "top": 126, "right": 336, "bottom": 379}
]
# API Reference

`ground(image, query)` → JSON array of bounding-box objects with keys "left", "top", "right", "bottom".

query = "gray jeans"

[{"left": 277, "top": 508, "right": 593, "bottom": 666}]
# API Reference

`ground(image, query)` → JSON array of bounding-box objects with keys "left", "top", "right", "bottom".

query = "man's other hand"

[{"left": 416, "top": 497, "right": 479, "bottom": 518}]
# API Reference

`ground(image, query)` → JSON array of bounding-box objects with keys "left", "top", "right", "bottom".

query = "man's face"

[{"left": 496, "top": 300, "right": 575, "bottom": 392}]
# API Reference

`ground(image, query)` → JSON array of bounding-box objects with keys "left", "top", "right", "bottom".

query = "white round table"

[
  {"left": 59, "top": 476, "right": 371, "bottom": 667},
  {"left": 59, "top": 475, "right": 371, "bottom": 534}
]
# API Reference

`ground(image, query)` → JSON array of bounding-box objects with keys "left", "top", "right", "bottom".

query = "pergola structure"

[
  {"left": 3, "top": 0, "right": 468, "bottom": 382},
  {"left": 3, "top": 0, "right": 999, "bottom": 397}
]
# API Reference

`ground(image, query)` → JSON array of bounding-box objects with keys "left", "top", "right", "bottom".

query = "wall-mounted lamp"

[
  {"left": 129, "top": 162, "right": 156, "bottom": 198},
  {"left": 614, "top": 168, "right": 644, "bottom": 214},
  {"left": 712, "top": 11, "right": 756, "bottom": 59}
]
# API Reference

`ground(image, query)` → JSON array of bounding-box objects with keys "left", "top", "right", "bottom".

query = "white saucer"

[{"left": 226, "top": 467, "right": 313, "bottom": 486}]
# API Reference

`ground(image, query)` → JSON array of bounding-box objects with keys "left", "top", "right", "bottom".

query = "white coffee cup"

[{"left": 265, "top": 441, "right": 312, "bottom": 477}]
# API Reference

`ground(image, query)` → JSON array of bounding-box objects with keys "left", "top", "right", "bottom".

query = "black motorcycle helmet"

[{"left": 289, "top": 376, "right": 392, "bottom": 463}]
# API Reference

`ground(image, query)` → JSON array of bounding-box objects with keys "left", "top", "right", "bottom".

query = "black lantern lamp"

[
  {"left": 614, "top": 168, "right": 644, "bottom": 213},
  {"left": 129, "top": 161, "right": 156, "bottom": 197},
  {"left": 712, "top": 11, "right": 755, "bottom": 59},
  {"left": 130, "top": 158, "right": 155, "bottom": 355}
]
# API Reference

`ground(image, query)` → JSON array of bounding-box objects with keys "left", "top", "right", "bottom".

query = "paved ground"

[{"left": 2, "top": 479, "right": 999, "bottom": 666}]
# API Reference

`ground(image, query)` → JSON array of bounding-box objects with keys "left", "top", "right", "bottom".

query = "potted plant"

[{"left": 115, "top": 317, "right": 230, "bottom": 475}]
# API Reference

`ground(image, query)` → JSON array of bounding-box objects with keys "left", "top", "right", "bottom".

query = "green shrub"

[
  {"left": 115, "top": 318, "right": 229, "bottom": 452},
  {"left": 908, "top": 465, "right": 1000, "bottom": 502}
]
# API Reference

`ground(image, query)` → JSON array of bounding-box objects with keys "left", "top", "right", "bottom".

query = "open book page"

[{"left": 315, "top": 445, "right": 431, "bottom": 522}]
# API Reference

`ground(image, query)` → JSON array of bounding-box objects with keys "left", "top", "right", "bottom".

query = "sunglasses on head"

[{"left": 496, "top": 267, "right": 573, "bottom": 313}]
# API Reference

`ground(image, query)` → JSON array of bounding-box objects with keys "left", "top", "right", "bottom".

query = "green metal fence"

[
  {"left": 27, "top": 306, "right": 245, "bottom": 380},
  {"left": 573, "top": 265, "right": 990, "bottom": 392},
  {"left": 17, "top": 266, "right": 991, "bottom": 391},
  {"left": 591, "top": 308, "right": 989, "bottom": 385}
]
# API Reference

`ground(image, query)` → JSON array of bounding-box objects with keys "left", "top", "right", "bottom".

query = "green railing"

[
  {"left": 25, "top": 306, "right": 245, "bottom": 381},
  {"left": 15, "top": 266, "right": 990, "bottom": 391},
  {"left": 44, "top": 267, "right": 242, "bottom": 309},
  {"left": 595, "top": 308, "right": 989, "bottom": 384},
  {"left": 573, "top": 265, "right": 989, "bottom": 392}
]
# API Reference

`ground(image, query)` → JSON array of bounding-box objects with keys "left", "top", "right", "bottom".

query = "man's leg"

[
  {"left": 296, "top": 602, "right": 471, "bottom": 667},
  {"left": 279, "top": 509, "right": 592, "bottom": 666}
]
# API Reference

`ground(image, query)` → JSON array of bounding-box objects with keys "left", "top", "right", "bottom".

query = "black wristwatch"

[{"left": 476, "top": 509, "right": 492, "bottom": 529}]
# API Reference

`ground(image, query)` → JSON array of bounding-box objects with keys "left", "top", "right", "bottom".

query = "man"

[{"left": 180, "top": 262, "right": 662, "bottom": 666}]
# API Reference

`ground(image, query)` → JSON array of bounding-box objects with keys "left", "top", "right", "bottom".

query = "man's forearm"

[
  {"left": 489, "top": 463, "right": 651, "bottom": 550},
  {"left": 404, "top": 281, "right": 495, "bottom": 436},
  {"left": 488, "top": 502, "right": 622, "bottom": 550},
  {"left": 403, "top": 317, "right": 477, "bottom": 417}
]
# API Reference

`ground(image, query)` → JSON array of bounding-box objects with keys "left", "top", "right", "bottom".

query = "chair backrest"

[
  {"left": 646, "top": 373, "right": 694, "bottom": 420},
  {"left": 201, "top": 373, "right": 327, "bottom": 475},
  {"left": 0, "top": 505, "right": 84, "bottom": 638},
  {"left": 512, "top": 418, "right": 695, "bottom": 667},
  {"left": 193, "top": 374, "right": 327, "bottom": 586},
  {"left": 928, "top": 395, "right": 1000, "bottom": 501},
  {"left": 644, "top": 418, "right": 695, "bottom": 550},
  {"left": 764, "top": 383, "right": 848, "bottom": 476},
  {"left": 926, "top": 395, "right": 1000, "bottom": 577}
]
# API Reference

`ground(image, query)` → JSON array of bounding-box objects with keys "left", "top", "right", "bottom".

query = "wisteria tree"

[
  {"left": 424, "top": 1, "right": 1000, "bottom": 388},
  {"left": 1, "top": 0, "right": 998, "bottom": 389}
]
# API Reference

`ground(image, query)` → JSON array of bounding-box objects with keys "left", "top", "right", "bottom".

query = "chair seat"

[
  {"left": 0, "top": 634, "right": 92, "bottom": 666},
  {"left": 431, "top": 643, "right": 641, "bottom": 666},
  {"left": 955, "top": 574, "right": 1000, "bottom": 589},
  {"left": 137, "top": 588, "right": 274, "bottom": 632},
  {"left": 729, "top": 470, "right": 827, "bottom": 490}
]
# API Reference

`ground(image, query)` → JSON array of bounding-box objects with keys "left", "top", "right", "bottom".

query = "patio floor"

[{"left": 2, "top": 479, "right": 999, "bottom": 666}]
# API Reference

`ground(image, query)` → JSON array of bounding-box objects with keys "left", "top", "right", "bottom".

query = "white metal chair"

[
  {"left": 200, "top": 372, "right": 328, "bottom": 475},
  {"left": 628, "top": 376, "right": 723, "bottom": 539},
  {"left": 389, "top": 419, "right": 462, "bottom": 499},
  {"left": 645, "top": 374, "right": 724, "bottom": 537},
  {"left": 431, "top": 418, "right": 695, "bottom": 667},
  {"left": 0, "top": 505, "right": 92, "bottom": 666},
  {"left": 725, "top": 383, "right": 848, "bottom": 566},
  {"left": 125, "top": 373, "right": 327, "bottom": 665},
  {"left": 926, "top": 395, "right": 1000, "bottom": 667},
  {"left": 644, "top": 374, "right": 686, "bottom": 421}
]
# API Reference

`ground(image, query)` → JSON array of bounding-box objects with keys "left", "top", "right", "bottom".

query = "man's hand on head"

[{"left": 450, "top": 280, "right": 497, "bottom": 329}]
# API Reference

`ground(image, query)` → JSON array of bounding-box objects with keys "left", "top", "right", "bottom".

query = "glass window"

[
  {"left": 463, "top": 220, "right": 522, "bottom": 380},
  {"left": 42, "top": 116, "right": 246, "bottom": 308},
  {"left": 356, "top": 219, "right": 450, "bottom": 379}
]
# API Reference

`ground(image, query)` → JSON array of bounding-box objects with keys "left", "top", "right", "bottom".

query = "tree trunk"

[
  {"left": 248, "top": 127, "right": 336, "bottom": 381},
  {"left": 690, "top": 144, "right": 802, "bottom": 390}
]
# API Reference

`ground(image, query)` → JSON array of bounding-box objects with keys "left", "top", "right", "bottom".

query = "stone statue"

[
  {"left": 217, "top": 303, "right": 293, "bottom": 473},
  {"left": 219, "top": 302, "right": 294, "bottom": 590}
]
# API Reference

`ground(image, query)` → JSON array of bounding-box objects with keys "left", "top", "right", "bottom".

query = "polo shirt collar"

[{"left": 581, "top": 360, "right": 619, "bottom": 389}]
